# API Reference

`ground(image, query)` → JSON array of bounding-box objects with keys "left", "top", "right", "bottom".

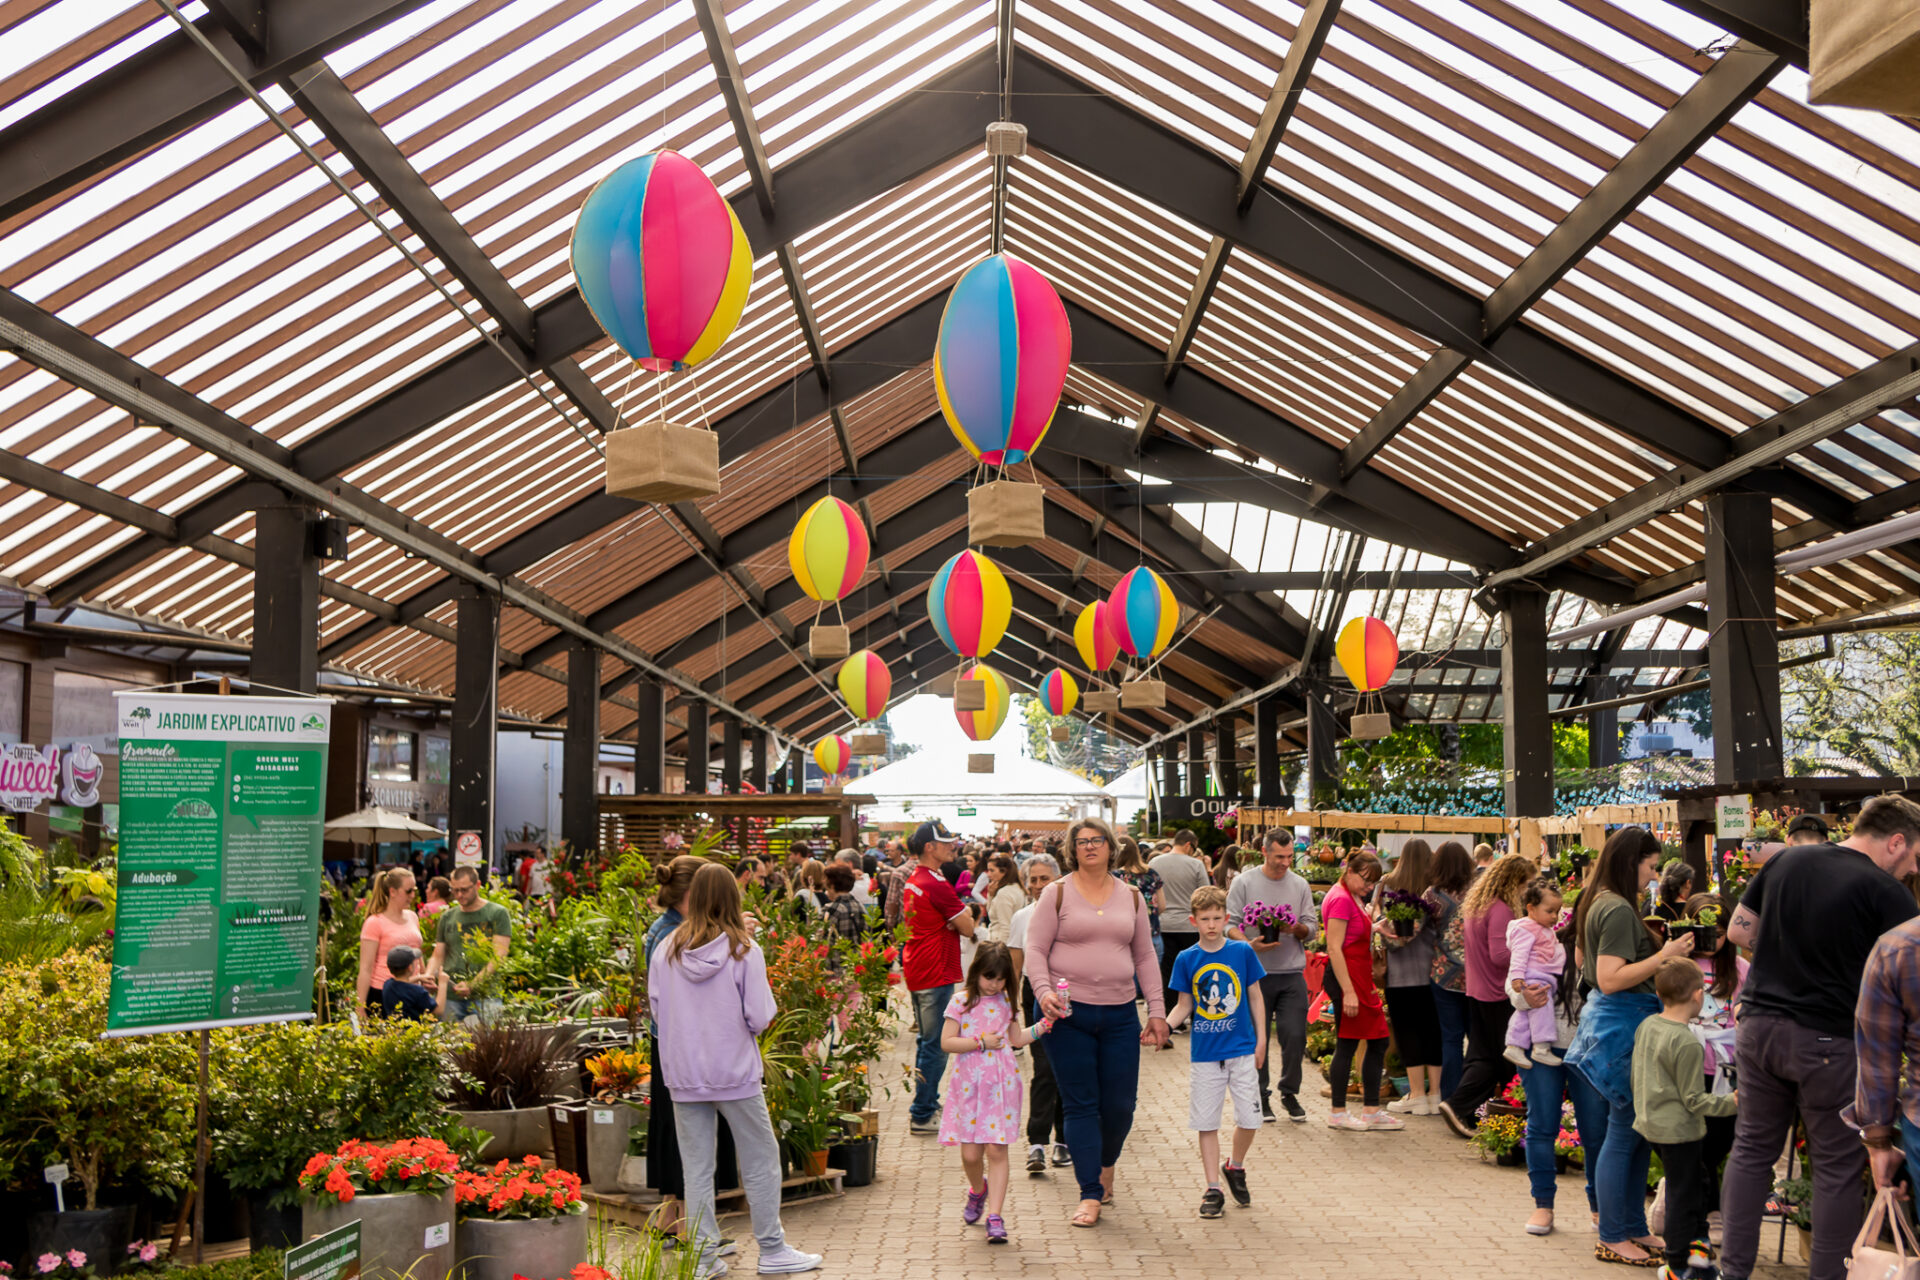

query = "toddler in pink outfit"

[{"left": 1503, "top": 880, "right": 1567, "bottom": 1068}]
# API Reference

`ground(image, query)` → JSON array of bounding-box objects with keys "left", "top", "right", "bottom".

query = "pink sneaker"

[
  {"left": 985, "top": 1214, "right": 1008, "bottom": 1244},
  {"left": 962, "top": 1188, "right": 987, "bottom": 1225}
]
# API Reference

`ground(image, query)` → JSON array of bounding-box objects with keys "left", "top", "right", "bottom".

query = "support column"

[
  {"left": 251, "top": 501, "right": 320, "bottom": 694},
  {"left": 721, "top": 716, "right": 742, "bottom": 793},
  {"left": 1255, "top": 696, "right": 1282, "bottom": 806},
  {"left": 1159, "top": 748, "right": 1179, "bottom": 799},
  {"left": 788, "top": 746, "right": 804, "bottom": 793},
  {"left": 748, "top": 728, "right": 769, "bottom": 792},
  {"left": 1586, "top": 675, "right": 1620, "bottom": 768},
  {"left": 1500, "top": 587, "right": 1553, "bottom": 818},
  {"left": 684, "top": 703, "right": 710, "bottom": 794},
  {"left": 1706, "top": 491, "right": 1782, "bottom": 785},
  {"left": 562, "top": 641, "right": 600, "bottom": 855},
  {"left": 633, "top": 680, "right": 666, "bottom": 794},
  {"left": 1214, "top": 712, "right": 1239, "bottom": 795},
  {"left": 1305, "top": 683, "right": 1342, "bottom": 804},
  {"left": 450, "top": 583, "right": 498, "bottom": 871},
  {"left": 1185, "top": 727, "right": 1206, "bottom": 795}
]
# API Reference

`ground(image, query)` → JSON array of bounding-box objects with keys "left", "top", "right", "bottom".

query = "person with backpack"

[{"left": 1424, "top": 841, "right": 1475, "bottom": 1102}]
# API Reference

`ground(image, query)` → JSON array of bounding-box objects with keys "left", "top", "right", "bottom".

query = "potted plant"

[
  {"left": 1469, "top": 1113, "right": 1526, "bottom": 1166},
  {"left": 1554, "top": 1126, "right": 1581, "bottom": 1174},
  {"left": 1378, "top": 887, "right": 1429, "bottom": 938},
  {"left": 1775, "top": 1175, "right": 1812, "bottom": 1260},
  {"left": 449, "top": 1026, "right": 567, "bottom": 1161},
  {"left": 581, "top": 1047, "right": 649, "bottom": 1195},
  {"left": 0, "top": 955, "right": 195, "bottom": 1273},
  {"left": 1483, "top": 1077, "right": 1526, "bottom": 1120},
  {"left": 764, "top": 1051, "right": 859, "bottom": 1179},
  {"left": 453, "top": 1156, "right": 587, "bottom": 1280},
  {"left": 299, "top": 1138, "right": 459, "bottom": 1278},
  {"left": 1240, "top": 899, "right": 1296, "bottom": 944},
  {"left": 1682, "top": 905, "right": 1721, "bottom": 956}
]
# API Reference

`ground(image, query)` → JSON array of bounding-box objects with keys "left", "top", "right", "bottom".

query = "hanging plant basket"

[
  {"left": 605, "top": 420, "right": 720, "bottom": 503},
  {"left": 1120, "top": 679, "right": 1166, "bottom": 709},
  {"left": 809, "top": 626, "right": 850, "bottom": 662},
  {"left": 967, "top": 480, "right": 1045, "bottom": 548}
]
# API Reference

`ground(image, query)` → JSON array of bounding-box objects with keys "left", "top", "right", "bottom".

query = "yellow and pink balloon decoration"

[
  {"left": 927, "top": 549, "right": 1011, "bottom": 659},
  {"left": 1074, "top": 600, "right": 1120, "bottom": 675},
  {"left": 953, "top": 666, "right": 1011, "bottom": 741},
  {"left": 790, "top": 496, "right": 870, "bottom": 605},
  {"left": 837, "top": 649, "right": 891, "bottom": 723},
  {"left": 1335, "top": 616, "right": 1399, "bottom": 693},
  {"left": 813, "top": 735, "right": 850, "bottom": 779},
  {"left": 1107, "top": 566, "right": 1178, "bottom": 659},
  {"left": 933, "top": 253, "right": 1071, "bottom": 467}
]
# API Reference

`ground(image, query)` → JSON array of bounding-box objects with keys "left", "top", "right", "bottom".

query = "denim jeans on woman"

[
  {"left": 1431, "top": 983, "right": 1469, "bottom": 1101},
  {"left": 1565, "top": 990, "right": 1661, "bottom": 1244},
  {"left": 1041, "top": 1000, "right": 1141, "bottom": 1201},
  {"left": 909, "top": 983, "right": 955, "bottom": 1124},
  {"left": 1523, "top": 1057, "right": 1606, "bottom": 1212}
]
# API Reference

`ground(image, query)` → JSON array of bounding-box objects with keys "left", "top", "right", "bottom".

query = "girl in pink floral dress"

[{"left": 939, "top": 943, "right": 1049, "bottom": 1243}]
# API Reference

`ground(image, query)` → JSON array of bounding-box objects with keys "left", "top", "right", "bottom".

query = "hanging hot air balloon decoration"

[
  {"left": 1073, "top": 599, "right": 1123, "bottom": 714},
  {"left": 573, "top": 150, "right": 753, "bottom": 503},
  {"left": 790, "top": 495, "right": 870, "bottom": 660},
  {"left": 839, "top": 649, "right": 892, "bottom": 756},
  {"left": 813, "top": 735, "right": 851, "bottom": 779},
  {"left": 1109, "top": 566, "right": 1179, "bottom": 710},
  {"left": 1336, "top": 616, "right": 1400, "bottom": 740},
  {"left": 934, "top": 252, "right": 1071, "bottom": 548},
  {"left": 1039, "top": 667, "right": 1080, "bottom": 743},
  {"left": 954, "top": 665, "right": 1011, "bottom": 741},
  {"left": 925, "top": 547, "right": 1011, "bottom": 713}
]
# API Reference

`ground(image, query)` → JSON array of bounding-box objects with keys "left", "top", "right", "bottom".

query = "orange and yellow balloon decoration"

[
  {"left": 813, "top": 735, "right": 850, "bottom": 777},
  {"left": 1335, "top": 616, "right": 1399, "bottom": 693},
  {"left": 837, "top": 649, "right": 891, "bottom": 722},
  {"left": 789, "top": 497, "right": 870, "bottom": 602}
]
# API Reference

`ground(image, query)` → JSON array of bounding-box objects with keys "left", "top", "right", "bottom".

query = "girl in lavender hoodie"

[{"left": 650, "top": 864, "right": 822, "bottom": 1278}]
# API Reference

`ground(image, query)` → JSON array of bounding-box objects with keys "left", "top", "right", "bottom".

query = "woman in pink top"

[
  {"left": 1437, "top": 853, "right": 1539, "bottom": 1137},
  {"left": 1025, "top": 817, "right": 1168, "bottom": 1229},
  {"left": 357, "top": 867, "right": 425, "bottom": 1015}
]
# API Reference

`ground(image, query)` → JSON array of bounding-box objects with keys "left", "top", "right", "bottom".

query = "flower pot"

[
  {"left": 1495, "top": 1148, "right": 1526, "bottom": 1167},
  {"left": 795, "top": 1150, "right": 829, "bottom": 1178},
  {"left": 455, "top": 1213, "right": 588, "bottom": 1280},
  {"left": 1392, "top": 916, "right": 1415, "bottom": 938},
  {"left": 1796, "top": 1226, "right": 1813, "bottom": 1262},
  {"left": 1258, "top": 922, "right": 1284, "bottom": 944},
  {"left": 453, "top": 1107, "right": 554, "bottom": 1162},
  {"left": 1688, "top": 924, "right": 1719, "bottom": 955},
  {"left": 584, "top": 1101, "right": 643, "bottom": 1195},
  {"left": 305, "top": 1189, "right": 456, "bottom": 1280},
  {"left": 244, "top": 1188, "right": 303, "bottom": 1252},
  {"left": 616, "top": 1156, "right": 650, "bottom": 1194},
  {"left": 827, "top": 1136, "right": 877, "bottom": 1188},
  {"left": 1554, "top": 1153, "right": 1571, "bottom": 1175},
  {"left": 1484, "top": 1102, "right": 1526, "bottom": 1121},
  {"left": 28, "top": 1207, "right": 135, "bottom": 1275}
]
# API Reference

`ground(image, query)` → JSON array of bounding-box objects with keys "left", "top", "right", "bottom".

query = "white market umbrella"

[{"left": 323, "top": 805, "right": 444, "bottom": 843}]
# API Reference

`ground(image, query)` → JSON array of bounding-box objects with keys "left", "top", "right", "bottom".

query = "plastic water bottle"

[{"left": 1055, "top": 978, "right": 1072, "bottom": 1018}]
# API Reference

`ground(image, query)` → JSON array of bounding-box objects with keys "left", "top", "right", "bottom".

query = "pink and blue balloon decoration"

[{"left": 932, "top": 253, "right": 1071, "bottom": 467}]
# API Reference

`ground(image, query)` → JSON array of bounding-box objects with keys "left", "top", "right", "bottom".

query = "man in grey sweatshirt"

[{"left": 1226, "top": 829, "right": 1319, "bottom": 1123}]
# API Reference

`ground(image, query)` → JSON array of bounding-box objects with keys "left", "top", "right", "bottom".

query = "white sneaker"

[
  {"left": 756, "top": 1247, "right": 823, "bottom": 1275},
  {"left": 1361, "top": 1110, "right": 1405, "bottom": 1131},
  {"left": 1386, "top": 1095, "right": 1423, "bottom": 1114},
  {"left": 1327, "top": 1111, "right": 1370, "bottom": 1131},
  {"left": 1531, "top": 1045, "right": 1564, "bottom": 1067},
  {"left": 1502, "top": 1044, "right": 1533, "bottom": 1070},
  {"left": 696, "top": 1263, "right": 730, "bottom": 1280}
]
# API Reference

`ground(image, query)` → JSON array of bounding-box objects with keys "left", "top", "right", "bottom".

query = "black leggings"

[{"left": 1324, "top": 968, "right": 1387, "bottom": 1108}]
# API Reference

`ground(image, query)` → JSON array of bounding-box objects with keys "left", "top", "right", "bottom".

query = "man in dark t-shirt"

[{"left": 1718, "top": 796, "right": 1920, "bottom": 1280}]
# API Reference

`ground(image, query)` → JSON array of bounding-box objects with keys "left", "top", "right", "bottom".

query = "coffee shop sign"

[{"left": 0, "top": 743, "right": 104, "bottom": 812}]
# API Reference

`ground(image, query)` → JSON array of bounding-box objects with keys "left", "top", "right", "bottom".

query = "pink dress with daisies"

[{"left": 937, "top": 990, "right": 1023, "bottom": 1146}]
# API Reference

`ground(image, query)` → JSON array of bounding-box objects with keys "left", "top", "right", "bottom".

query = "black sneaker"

[
  {"left": 1026, "top": 1145, "right": 1047, "bottom": 1175},
  {"left": 1280, "top": 1094, "right": 1306, "bottom": 1123},
  {"left": 1198, "top": 1187, "right": 1225, "bottom": 1219},
  {"left": 1260, "top": 1096, "right": 1276, "bottom": 1124},
  {"left": 1221, "top": 1163, "right": 1250, "bottom": 1207}
]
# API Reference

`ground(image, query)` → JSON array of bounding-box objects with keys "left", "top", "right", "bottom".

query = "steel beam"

[
  {"left": 251, "top": 501, "right": 319, "bottom": 694},
  {"left": 1705, "top": 492, "right": 1782, "bottom": 784},
  {"left": 1664, "top": 0, "right": 1807, "bottom": 63},
  {"left": 563, "top": 640, "right": 600, "bottom": 852},
  {"left": 1499, "top": 587, "right": 1553, "bottom": 818},
  {"left": 684, "top": 702, "right": 710, "bottom": 792},
  {"left": 1255, "top": 695, "right": 1283, "bottom": 805},
  {"left": 450, "top": 581, "right": 499, "bottom": 864},
  {"left": 1337, "top": 44, "right": 1781, "bottom": 478},
  {"left": 1237, "top": 0, "right": 1343, "bottom": 209},
  {"left": 634, "top": 680, "right": 666, "bottom": 794}
]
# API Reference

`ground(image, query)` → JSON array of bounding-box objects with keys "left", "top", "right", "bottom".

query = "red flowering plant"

[
  {"left": 454, "top": 1155, "right": 584, "bottom": 1220},
  {"left": 298, "top": 1138, "right": 460, "bottom": 1203}
]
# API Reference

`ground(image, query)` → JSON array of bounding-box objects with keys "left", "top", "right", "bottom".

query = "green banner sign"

[
  {"left": 284, "top": 1219, "right": 359, "bottom": 1280},
  {"left": 106, "top": 692, "right": 332, "bottom": 1036}
]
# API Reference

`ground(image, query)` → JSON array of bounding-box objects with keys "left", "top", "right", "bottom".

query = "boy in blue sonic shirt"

[{"left": 1168, "top": 885, "right": 1267, "bottom": 1219}]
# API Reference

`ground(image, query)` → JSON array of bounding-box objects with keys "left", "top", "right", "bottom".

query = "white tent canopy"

[{"left": 854, "top": 743, "right": 1113, "bottom": 836}]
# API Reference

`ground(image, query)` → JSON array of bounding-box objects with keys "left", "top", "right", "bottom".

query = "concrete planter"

[
  {"left": 455, "top": 1213, "right": 588, "bottom": 1280},
  {"left": 454, "top": 1107, "right": 554, "bottom": 1162},
  {"left": 304, "top": 1189, "right": 455, "bottom": 1280},
  {"left": 583, "top": 1101, "right": 643, "bottom": 1194}
]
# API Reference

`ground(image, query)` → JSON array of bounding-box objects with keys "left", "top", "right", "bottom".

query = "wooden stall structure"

[
  {"left": 1240, "top": 801, "right": 1681, "bottom": 864},
  {"left": 598, "top": 793, "right": 872, "bottom": 861}
]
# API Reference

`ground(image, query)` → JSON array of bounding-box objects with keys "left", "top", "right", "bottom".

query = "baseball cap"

[
  {"left": 1786, "top": 813, "right": 1830, "bottom": 841},
  {"left": 387, "top": 945, "right": 421, "bottom": 976},
  {"left": 909, "top": 819, "right": 958, "bottom": 856}
]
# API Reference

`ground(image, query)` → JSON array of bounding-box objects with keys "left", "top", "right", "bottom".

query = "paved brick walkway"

[{"left": 771, "top": 1022, "right": 1806, "bottom": 1279}]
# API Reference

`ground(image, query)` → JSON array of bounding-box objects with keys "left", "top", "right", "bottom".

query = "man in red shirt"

[{"left": 903, "top": 819, "right": 976, "bottom": 1134}]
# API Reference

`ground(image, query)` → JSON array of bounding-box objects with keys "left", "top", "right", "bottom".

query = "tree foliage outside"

[
  {"left": 1782, "top": 632, "right": 1920, "bottom": 775},
  {"left": 1019, "top": 696, "right": 1134, "bottom": 785}
]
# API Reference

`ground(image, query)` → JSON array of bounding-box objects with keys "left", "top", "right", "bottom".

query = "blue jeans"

[
  {"left": 1592, "top": 1091, "right": 1652, "bottom": 1242},
  {"left": 1041, "top": 1000, "right": 1141, "bottom": 1201},
  {"left": 1432, "top": 984, "right": 1469, "bottom": 1101},
  {"left": 1524, "top": 1056, "right": 1606, "bottom": 1211},
  {"left": 909, "top": 983, "right": 954, "bottom": 1123}
]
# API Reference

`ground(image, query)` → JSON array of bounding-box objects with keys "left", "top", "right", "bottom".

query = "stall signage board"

[
  {"left": 1715, "top": 795, "right": 1752, "bottom": 841},
  {"left": 284, "top": 1220, "right": 359, "bottom": 1280},
  {"left": 1160, "top": 795, "right": 1255, "bottom": 820},
  {"left": 105, "top": 692, "right": 332, "bottom": 1036}
]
